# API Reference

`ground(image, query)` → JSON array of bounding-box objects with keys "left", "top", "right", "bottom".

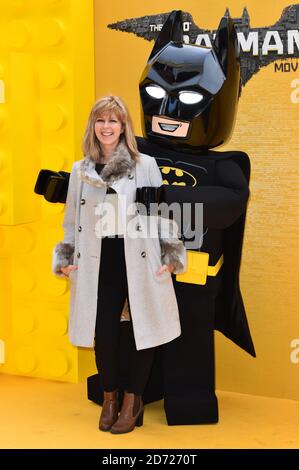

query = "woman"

[{"left": 52, "top": 95, "right": 186, "bottom": 434}]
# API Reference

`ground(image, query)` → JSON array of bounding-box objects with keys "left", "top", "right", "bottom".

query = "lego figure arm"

[
  {"left": 163, "top": 159, "right": 249, "bottom": 230},
  {"left": 52, "top": 162, "right": 78, "bottom": 278}
]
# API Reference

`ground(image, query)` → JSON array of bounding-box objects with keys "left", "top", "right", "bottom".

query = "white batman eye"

[
  {"left": 145, "top": 85, "right": 166, "bottom": 99},
  {"left": 179, "top": 92, "right": 203, "bottom": 104}
]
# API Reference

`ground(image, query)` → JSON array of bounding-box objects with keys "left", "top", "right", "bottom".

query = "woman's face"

[{"left": 94, "top": 112, "right": 123, "bottom": 149}]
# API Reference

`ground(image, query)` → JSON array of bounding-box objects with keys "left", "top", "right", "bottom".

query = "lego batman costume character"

[
  {"left": 134, "top": 11, "right": 255, "bottom": 424},
  {"left": 35, "top": 10, "right": 255, "bottom": 425}
]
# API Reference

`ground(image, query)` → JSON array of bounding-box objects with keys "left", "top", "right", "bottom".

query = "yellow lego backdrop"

[
  {"left": 0, "top": 0, "right": 96, "bottom": 383},
  {"left": 0, "top": 0, "right": 298, "bottom": 401}
]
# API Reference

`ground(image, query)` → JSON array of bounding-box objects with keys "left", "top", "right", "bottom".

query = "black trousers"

[{"left": 94, "top": 236, "right": 155, "bottom": 395}]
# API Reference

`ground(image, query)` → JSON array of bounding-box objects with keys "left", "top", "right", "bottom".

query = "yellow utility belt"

[{"left": 176, "top": 251, "right": 224, "bottom": 285}]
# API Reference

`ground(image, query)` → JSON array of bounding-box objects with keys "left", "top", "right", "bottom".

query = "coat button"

[
  {"left": 77, "top": 252, "right": 81, "bottom": 258},
  {"left": 136, "top": 224, "right": 142, "bottom": 231},
  {"left": 128, "top": 174, "right": 134, "bottom": 180},
  {"left": 78, "top": 226, "right": 82, "bottom": 232},
  {"left": 80, "top": 198, "right": 86, "bottom": 205},
  {"left": 141, "top": 251, "right": 146, "bottom": 258}
]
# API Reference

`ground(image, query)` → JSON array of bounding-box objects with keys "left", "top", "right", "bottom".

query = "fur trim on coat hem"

[{"left": 52, "top": 242, "right": 75, "bottom": 278}]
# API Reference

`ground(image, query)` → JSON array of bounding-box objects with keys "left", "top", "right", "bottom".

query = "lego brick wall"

[{"left": 0, "top": 0, "right": 96, "bottom": 382}]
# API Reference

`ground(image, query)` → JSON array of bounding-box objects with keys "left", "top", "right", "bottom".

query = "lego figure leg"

[{"left": 163, "top": 281, "right": 219, "bottom": 425}]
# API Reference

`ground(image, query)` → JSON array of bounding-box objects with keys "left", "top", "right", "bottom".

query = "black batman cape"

[{"left": 137, "top": 136, "right": 256, "bottom": 358}]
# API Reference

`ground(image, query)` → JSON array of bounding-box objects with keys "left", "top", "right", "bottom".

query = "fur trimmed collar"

[{"left": 78, "top": 142, "right": 136, "bottom": 187}]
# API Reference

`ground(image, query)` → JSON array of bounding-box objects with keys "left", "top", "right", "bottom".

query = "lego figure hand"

[
  {"left": 135, "top": 186, "right": 164, "bottom": 215},
  {"left": 60, "top": 265, "right": 78, "bottom": 277},
  {"left": 34, "top": 169, "right": 70, "bottom": 203}
]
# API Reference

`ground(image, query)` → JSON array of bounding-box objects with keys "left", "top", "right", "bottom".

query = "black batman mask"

[{"left": 139, "top": 10, "right": 241, "bottom": 152}]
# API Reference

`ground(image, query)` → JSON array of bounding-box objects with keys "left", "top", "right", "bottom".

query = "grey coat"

[{"left": 52, "top": 143, "right": 186, "bottom": 350}]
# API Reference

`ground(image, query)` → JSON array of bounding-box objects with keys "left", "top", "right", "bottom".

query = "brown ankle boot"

[
  {"left": 99, "top": 390, "right": 119, "bottom": 431},
  {"left": 110, "top": 392, "right": 144, "bottom": 434}
]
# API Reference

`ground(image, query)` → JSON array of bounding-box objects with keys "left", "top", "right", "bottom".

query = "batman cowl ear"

[
  {"left": 213, "top": 16, "right": 239, "bottom": 76},
  {"left": 148, "top": 10, "right": 183, "bottom": 62}
]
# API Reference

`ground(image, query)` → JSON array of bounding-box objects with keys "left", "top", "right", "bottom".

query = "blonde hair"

[{"left": 82, "top": 95, "right": 139, "bottom": 162}]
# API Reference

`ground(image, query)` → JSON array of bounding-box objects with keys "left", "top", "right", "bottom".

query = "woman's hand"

[
  {"left": 156, "top": 264, "right": 175, "bottom": 276},
  {"left": 60, "top": 265, "right": 78, "bottom": 277}
]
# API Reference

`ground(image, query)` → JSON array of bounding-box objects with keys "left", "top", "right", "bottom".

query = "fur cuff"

[
  {"left": 52, "top": 242, "right": 74, "bottom": 278},
  {"left": 160, "top": 239, "right": 187, "bottom": 275}
]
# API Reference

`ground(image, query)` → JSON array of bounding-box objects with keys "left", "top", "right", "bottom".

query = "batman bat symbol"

[{"left": 160, "top": 166, "right": 197, "bottom": 186}]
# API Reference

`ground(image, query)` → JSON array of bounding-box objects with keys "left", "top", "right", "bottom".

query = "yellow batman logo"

[{"left": 160, "top": 166, "right": 197, "bottom": 187}]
